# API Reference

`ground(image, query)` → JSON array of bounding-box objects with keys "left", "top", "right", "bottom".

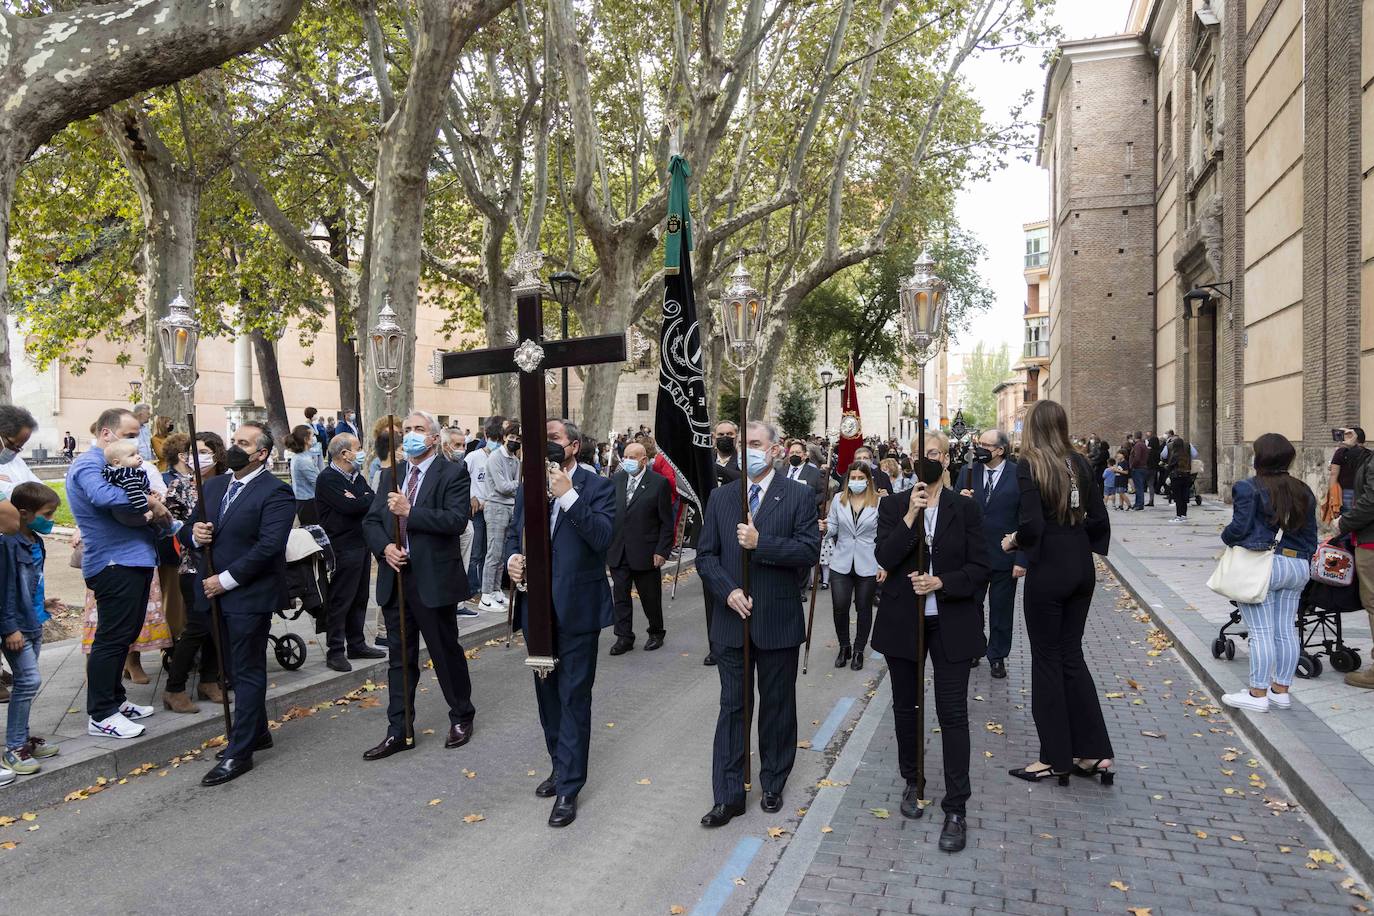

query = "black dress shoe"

[
  {"left": 700, "top": 802, "right": 746, "bottom": 827},
  {"left": 834, "top": 646, "right": 851, "bottom": 668},
  {"left": 348, "top": 646, "right": 388, "bottom": 660},
  {"left": 644, "top": 634, "right": 665, "bottom": 651},
  {"left": 820, "top": 582, "right": 829, "bottom": 590},
  {"left": 536, "top": 772, "right": 557, "bottom": 798},
  {"left": 609, "top": 638, "right": 634, "bottom": 656},
  {"left": 202, "top": 756, "right": 252, "bottom": 786},
  {"left": 549, "top": 795, "right": 577, "bottom": 827},
  {"left": 445, "top": 719, "right": 474, "bottom": 748},
  {"left": 761, "top": 791, "right": 783, "bottom": 813},
  {"left": 990, "top": 659, "right": 1007, "bottom": 679},
  {"left": 362, "top": 734, "right": 413, "bottom": 761},
  {"left": 703, "top": 654, "right": 717, "bottom": 666},
  {"left": 851, "top": 650, "right": 865, "bottom": 671},
  {"left": 969, "top": 657, "right": 980, "bottom": 668},
  {"left": 938, "top": 813, "right": 967, "bottom": 852},
  {"left": 216, "top": 732, "right": 273, "bottom": 760},
  {"left": 326, "top": 655, "right": 353, "bottom": 673},
  {"left": 900, "top": 782, "right": 923, "bottom": 819}
]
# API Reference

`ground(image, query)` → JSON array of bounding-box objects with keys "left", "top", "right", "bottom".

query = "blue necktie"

[
  {"left": 748, "top": 483, "right": 761, "bottom": 516},
  {"left": 220, "top": 480, "right": 244, "bottom": 519}
]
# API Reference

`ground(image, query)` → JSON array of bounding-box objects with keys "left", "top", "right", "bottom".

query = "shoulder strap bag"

[{"left": 1206, "top": 527, "right": 1282, "bottom": 605}]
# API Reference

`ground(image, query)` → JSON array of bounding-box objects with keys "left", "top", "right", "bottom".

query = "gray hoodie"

[{"left": 486, "top": 446, "right": 520, "bottom": 506}]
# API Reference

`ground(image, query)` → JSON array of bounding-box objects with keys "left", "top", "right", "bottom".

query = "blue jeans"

[
  {"left": 3, "top": 633, "right": 41, "bottom": 750},
  {"left": 1131, "top": 469, "right": 1148, "bottom": 509},
  {"left": 1237, "top": 555, "right": 1307, "bottom": 689},
  {"left": 466, "top": 510, "right": 486, "bottom": 589}
]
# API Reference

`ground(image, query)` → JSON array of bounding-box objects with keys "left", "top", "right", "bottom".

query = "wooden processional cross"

[{"left": 432, "top": 251, "right": 626, "bottom": 675}]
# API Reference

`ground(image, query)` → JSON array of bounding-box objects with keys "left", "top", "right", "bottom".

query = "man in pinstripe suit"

[{"left": 697, "top": 420, "right": 821, "bottom": 827}]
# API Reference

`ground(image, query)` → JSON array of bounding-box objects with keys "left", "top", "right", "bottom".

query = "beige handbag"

[{"left": 1206, "top": 529, "right": 1282, "bottom": 604}]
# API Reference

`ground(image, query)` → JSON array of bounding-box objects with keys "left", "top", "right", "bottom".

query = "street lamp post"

[
  {"left": 719, "top": 259, "right": 766, "bottom": 793},
  {"left": 820, "top": 369, "right": 833, "bottom": 440},
  {"left": 885, "top": 393, "right": 893, "bottom": 441},
  {"left": 369, "top": 296, "right": 415, "bottom": 747},
  {"left": 156, "top": 288, "right": 233, "bottom": 735},
  {"left": 897, "top": 249, "right": 947, "bottom": 815},
  {"left": 549, "top": 270, "right": 582, "bottom": 419}
]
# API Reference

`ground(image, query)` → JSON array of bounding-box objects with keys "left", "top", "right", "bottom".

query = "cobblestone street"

[{"left": 778, "top": 561, "right": 1370, "bottom": 915}]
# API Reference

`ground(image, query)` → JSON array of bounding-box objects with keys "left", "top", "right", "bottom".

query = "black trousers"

[
  {"left": 534, "top": 629, "right": 599, "bottom": 798},
  {"left": 85, "top": 565, "right": 154, "bottom": 720},
  {"left": 325, "top": 547, "right": 372, "bottom": 658},
  {"left": 1169, "top": 472, "right": 1192, "bottom": 517},
  {"left": 610, "top": 563, "right": 665, "bottom": 640},
  {"left": 166, "top": 573, "right": 220, "bottom": 693},
  {"left": 219, "top": 612, "right": 271, "bottom": 760},
  {"left": 830, "top": 570, "right": 875, "bottom": 651},
  {"left": 382, "top": 572, "right": 476, "bottom": 738},
  {"left": 1022, "top": 531, "right": 1114, "bottom": 773},
  {"left": 885, "top": 617, "right": 971, "bottom": 815},
  {"left": 983, "top": 567, "right": 1017, "bottom": 662},
  {"left": 710, "top": 640, "right": 798, "bottom": 805}
]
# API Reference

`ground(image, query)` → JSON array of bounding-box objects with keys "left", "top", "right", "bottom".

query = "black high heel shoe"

[
  {"left": 1071, "top": 759, "right": 1116, "bottom": 786},
  {"left": 1009, "top": 763, "right": 1070, "bottom": 786},
  {"left": 834, "top": 646, "right": 852, "bottom": 668},
  {"left": 851, "top": 648, "right": 865, "bottom": 671}
]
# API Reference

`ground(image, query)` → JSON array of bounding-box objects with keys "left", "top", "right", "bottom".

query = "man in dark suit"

[
  {"left": 360, "top": 410, "right": 476, "bottom": 761},
  {"left": 873, "top": 458, "right": 989, "bottom": 852},
  {"left": 506, "top": 419, "right": 615, "bottom": 828},
  {"left": 696, "top": 420, "right": 820, "bottom": 828},
  {"left": 839, "top": 444, "right": 892, "bottom": 494},
  {"left": 955, "top": 429, "right": 1026, "bottom": 679},
  {"left": 183, "top": 421, "right": 295, "bottom": 787},
  {"left": 314, "top": 433, "right": 386, "bottom": 671},
  {"left": 779, "top": 439, "right": 826, "bottom": 514},
  {"left": 608, "top": 441, "right": 674, "bottom": 655},
  {"left": 703, "top": 419, "right": 744, "bottom": 666}
]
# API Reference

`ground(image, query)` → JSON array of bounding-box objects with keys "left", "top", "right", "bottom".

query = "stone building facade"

[{"left": 1042, "top": 0, "right": 1374, "bottom": 496}]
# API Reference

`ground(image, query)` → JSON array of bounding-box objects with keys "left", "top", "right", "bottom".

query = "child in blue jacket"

[{"left": 1, "top": 482, "right": 62, "bottom": 780}]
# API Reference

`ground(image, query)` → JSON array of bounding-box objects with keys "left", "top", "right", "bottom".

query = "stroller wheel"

[
  {"left": 1225, "top": 639, "right": 1236, "bottom": 661},
  {"left": 1296, "top": 653, "right": 1322, "bottom": 680},
  {"left": 1212, "top": 637, "right": 1227, "bottom": 659},
  {"left": 275, "top": 633, "right": 307, "bottom": 671},
  {"left": 1331, "top": 647, "right": 1360, "bottom": 673}
]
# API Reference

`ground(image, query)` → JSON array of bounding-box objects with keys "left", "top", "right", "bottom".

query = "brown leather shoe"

[
  {"left": 363, "top": 734, "right": 414, "bottom": 761},
  {"left": 124, "top": 654, "right": 150, "bottom": 685},
  {"left": 162, "top": 691, "right": 200, "bottom": 714},
  {"left": 445, "top": 719, "right": 474, "bottom": 749},
  {"left": 197, "top": 682, "right": 226, "bottom": 704}
]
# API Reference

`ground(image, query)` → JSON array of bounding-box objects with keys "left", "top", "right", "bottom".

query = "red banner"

[{"left": 834, "top": 362, "right": 861, "bottom": 478}]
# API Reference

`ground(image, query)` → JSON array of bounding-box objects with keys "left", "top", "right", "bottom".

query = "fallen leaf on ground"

[
  {"left": 19, "top": 813, "right": 35, "bottom": 822},
  {"left": 462, "top": 814, "right": 485, "bottom": 824},
  {"left": 1223, "top": 788, "right": 1240, "bottom": 796},
  {"left": 1127, "top": 678, "right": 1141, "bottom": 690},
  {"left": 429, "top": 799, "right": 442, "bottom": 806},
  {"left": 637, "top": 778, "right": 652, "bottom": 785},
  {"left": 670, "top": 907, "right": 686, "bottom": 915},
  {"left": 0, "top": 841, "right": 17, "bottom": 850},
  {"left": 528, "top": 770, "right": 537, "bottom": 777},
  {"left": 870, "top": 808, "right": 890, "bottom": 819},
  {"left": 605, "top": 723, "right": 616, "bottom": 728},
  {"left": 1140, "top": 731, "right": 1165, "bottom": 739},
  {"left": 1127, "top": 908, "right": 1152, "bottom": 916},
  {"left": 1229, "top": 835, "right": 1245, "bottom": 842},
  {"left": 422, "top": 728, "right": 435, "bottom": 735},
  {"left": 766, "top": 827, "right": 787, "bottom": 838},
  {"left": 1108, "top": 880, "right": 1129, "bottom": 892},
  {"left": 1104, "top": 692, "right": 1125, "bottom": 699},
  {"left": 357, "top": 697, "right": 382, "bottom": 708},
  {"left": 816, "top": 778, "right": 849, "bottom": 788},
  {"left": 0, "top": 817, "right": 13, "bottom": 827},
  {"left": 733, "top": 877, "right": 746, "bottom": 886},
  {"left": 1038, "top": 833, "right": 1053, "bottom": 839},
  {"left": 1195, "top": 830, "right": 1208, "bottom": 839},
  {"left": 820, "top": 825, "right": 833, "bottom": 833},
  {"left": 984, "top": 751, "right": 994, "bottom": 759},
  {"left": 1309, "top": 849, "right": 1337, "bottom": 866}
]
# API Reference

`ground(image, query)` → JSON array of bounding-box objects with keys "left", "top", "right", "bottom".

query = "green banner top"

[{"left": 664, "top": 155, "right": 693, "bottom": 275}]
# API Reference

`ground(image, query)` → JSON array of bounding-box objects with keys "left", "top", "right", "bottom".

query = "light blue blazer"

[{"left": 824, "top": 493, "right": 880, "bottom": 577}]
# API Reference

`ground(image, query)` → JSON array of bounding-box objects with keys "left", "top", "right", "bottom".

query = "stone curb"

[
  {"left": 1103, "top": 546, "right": 1374, "bottom": 883},
  {"left": 751, "top": 667, "right": 891, "bottom": 915}
]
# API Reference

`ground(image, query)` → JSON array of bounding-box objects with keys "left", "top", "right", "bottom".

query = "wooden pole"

[
  {"left": 185, "top": 411, "right": 232, "bottom": 736},
  {"left": 386, "top": 406, "right": 415, "bottom": 746},
  {"left": 915, "top": 380, "right": 928, "bottom": 803},
  {"left": 739, "top": 376, "right": 752, "bottom": 794}
]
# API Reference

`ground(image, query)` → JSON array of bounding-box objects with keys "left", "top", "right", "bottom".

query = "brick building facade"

[{"left": 1041, "top": 0, "right": 1374, "bottom": 496}]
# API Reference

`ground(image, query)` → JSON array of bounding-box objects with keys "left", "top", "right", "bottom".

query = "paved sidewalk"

[{"left": 756, "top": 556, "right": 1369, "bottom": 915}]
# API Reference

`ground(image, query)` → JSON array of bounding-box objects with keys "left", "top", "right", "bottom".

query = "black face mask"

[
  {"left": 716, "top": 436, "right": 735, "bottom": 455},
  {"left": 225, "top": 445, "right": 253, "bottom": 472},
  {"left": 547, "top": 440, "right": 568, "bottom": 465},
  {"left": 916, "top": 457, "right": 945, "bottom": 486},
  {"left": 507, "top": 440, "right": 521, "bottom": 454},
  {"left": 788, "top": 455, "right": 804, "bottom": 467},
  {"left": 971, "top": 445, "right": 993, "bottom": 464}
]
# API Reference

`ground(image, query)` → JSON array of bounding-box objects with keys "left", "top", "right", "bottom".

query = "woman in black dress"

[{"left": 1002, "top": 400, "right": 1115, "bottom": 785}]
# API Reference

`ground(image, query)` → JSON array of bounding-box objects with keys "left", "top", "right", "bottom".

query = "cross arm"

[{"left": 437, "top": 333, "right": 628, "bottom": 381}]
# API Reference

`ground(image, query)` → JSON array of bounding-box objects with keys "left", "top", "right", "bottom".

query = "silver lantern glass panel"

[
  {"left": 369, "top": 294, "right": 406, "bottom": 395},
  {"left": 156, "top": 286, "right": 200, "bottom": 395}
]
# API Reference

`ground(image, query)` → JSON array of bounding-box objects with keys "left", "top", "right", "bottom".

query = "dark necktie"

[
  {"left": 399, "top": 466, "right": 420, "bottom": 547},
  {"left": 220, "top": 480, "right": 244, "bottom": 520}
]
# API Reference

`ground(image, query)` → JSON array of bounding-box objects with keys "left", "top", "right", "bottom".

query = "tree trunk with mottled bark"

[
  {"left": 251, "top": 328, "right": 290, "bottom": 451},
  {"left": 325, "top": 212, "right": 361, "bottom": 416}
]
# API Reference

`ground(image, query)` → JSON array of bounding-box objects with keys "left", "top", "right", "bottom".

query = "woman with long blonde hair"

[{"left": 1001, "top": 399, "right": 1115, "bottom": 786}]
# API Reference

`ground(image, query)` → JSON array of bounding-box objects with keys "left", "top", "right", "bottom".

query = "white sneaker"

[
  {"left": 0, "top": 764, "right": 14, "bottom": 787},
  {"left": 119, "top": 701, "right": 155, "bottom": 720},
  {"left": 1268, "top": 689, "right": 1292, "bottom": 709},
  {"left": 494, "top": 592, "right": 509, "bottom": 606},
  {"left": 1170, "top": 516, "right": 1187, "bottom": 523},
  {"left": 88, "top": 712, "right": 146, "bottom": 739},
  {"left": 1221, "top": 690, "right": 1269, "bottom": 713},
  {"left": 480, "top": 593, "right": 500, "bottom": 610}
]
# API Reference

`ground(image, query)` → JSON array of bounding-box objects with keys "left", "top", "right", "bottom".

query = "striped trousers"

[{"left": 1237, "top": 555, "right": 1308, "bottom": 689}]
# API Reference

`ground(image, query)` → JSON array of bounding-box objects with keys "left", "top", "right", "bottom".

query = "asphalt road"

[{"left": 1, "top": 570, "right": 877, "bottom": 915}]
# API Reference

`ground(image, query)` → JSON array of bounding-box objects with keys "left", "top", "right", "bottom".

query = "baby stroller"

[
  {"left": 276, "top": 526, "right": 335, "bottom": 670},
  {"left": 1212, "top": 571, "right": 1364, "bottom": 679}
]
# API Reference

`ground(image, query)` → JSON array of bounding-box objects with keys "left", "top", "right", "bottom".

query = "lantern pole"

[
  {"left": 156, "top": 288, "right": 233, "bottom": 736},
  {"left": 898, "top": 249, "right": 947, "bottom": 814},
  {"left": 719, "top": 260, "right": 765, "bottom": 793},
  {"left": 370, "top": 296, "right": 415, "bottom": 747}
]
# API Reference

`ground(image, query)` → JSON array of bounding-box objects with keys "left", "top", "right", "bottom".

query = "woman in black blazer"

[
  {"left": 873, "top": 457, "right": 989, "bottom": 852},
  {"left": 1002, "top": 399, "right": 1114, "bottom": 786}
]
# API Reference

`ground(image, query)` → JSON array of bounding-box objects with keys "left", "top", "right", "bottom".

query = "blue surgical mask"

[
  {"left": 847, "top": 480, "right": 868, "bottom": 495},
  {"left": 621, "top": 458, "right": 641, "bottom": 476},
  {"left": 486, "top": 439, "right": 501, "bottom": 452},
  {"left": 354, "top": 453, "right": 365, "bottom": 469},
  {"left": 28, "top": 516, "right": 53, "bottom": 535},
  {"left": 401, "top": 431, "right": 431, "bottom": 458},
  {"left": 310, "top": 441, "right": 322, "bottom": 454},
  {"left": 746, "top": 450, "right": 770, "bottom": 477}
]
